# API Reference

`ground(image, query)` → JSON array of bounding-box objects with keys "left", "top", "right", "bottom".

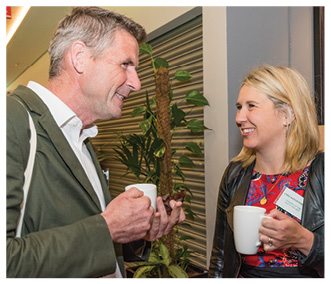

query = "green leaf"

[
  {"left": 97, "top": 153, "right": 110, "bottom": 163},
  {"left": 174, "top": 183, "right": 189, "bottom": 191},
  {"left": 154, "top": 57, "right": 169, "bottom": 68},
  {"left": 184, "top": 208, "right": 197, "bottom": 221},
  {"left": 174, "top": 70, "right": 192, "bottom": 81},
  {"left": 158, "top": 242, "right": 172, "bottom": 268},
  {"left": 185, "top": 90, "right": 209, "bottom": 106},
  {"left": 139, "top": 116, "right": 152, "bottom": 133},
  {"left": 162, "top": 257, "right": 172, "bottom": 267},
  {"left": 172, "top": 103, "right": 186, "bottom": 126},
  {"left": 154, "top": 143, "right": 165, "bottom": 158},
  {"left": 168, "top": 89, "right": 173, "bottom": 102},
  {"left": 139, "top": 43, "right": 152, "bottom": 55},
  {"left": 179, "top": 222, "right": 192, "bottom": 228},
  {"left": 132, "top": 144, "right": 138, "bottom": 164},
  {"left": 185, "top": 194, "right": 191, "bottom": 203},
  {"left": 151, "top": 138, "right": 165, "bottom": 158},
  {"left": 179, "top": 235, "right": 195, "bottom": 241},
  {"left": 148, "top": 251, "right": 162, "bottom": 263},
  {"left": 159, "top": 242, "right": 170, "bottom": 260},
  {"left": 133, "top": 265, "right": 155, "bottom": 278},
  {"left": 150, "top": 96, "right": 156, "bottom": 106},
  {"left": 179, "top": 156, "right": 194, "bottom": 167},
  {"left": 145, "top": 91, "right": 152, "bottom": 113},
  {"left": 185, "top": 142, "right": 203, "bottom": 157},
  {"left": 173, "top": 164, "right": 185, "bottom": 181},
  {"left": 186, "top": 119, "right": 208, "bottom": 132},
  {"left": 167, "top": 264, "right": 188, "bottom": 278},
  {"left": 131, "top": 106, "right": 145, "bottom": 117}
]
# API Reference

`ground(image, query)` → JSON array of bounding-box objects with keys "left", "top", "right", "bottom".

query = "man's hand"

[
  {"left": 101, "top": 188, "right": 154, "bottom": 243},
  {"left": 143, "top": 196, "right": 186, "bottom": 242},
  {"left": 101, "top": 188, "right": 186, "bottom": 243}
]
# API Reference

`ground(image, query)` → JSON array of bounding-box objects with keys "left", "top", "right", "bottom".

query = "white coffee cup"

[
  {"left": 125, "top": 183, "right": 157, "bottom": 212},
  {"left": 233, "top": 205, "right": 271, "bottom": 255}
]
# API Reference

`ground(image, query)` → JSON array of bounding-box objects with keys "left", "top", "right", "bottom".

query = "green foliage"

[
  {"left": 115, "top": 43, "right": 209, "bottom": 277},
  {"left": 139, "top": 42, "right": 153, "bottom": 55},
  {"left": 186, "top": 90, "right": 209, "bottom": 106},
  {"left": 133, "top": 242, "right": 189, "bottom": 278},
  {"left": 114, "top": 133, "right": 162, "bottom": 184},
  {"left": 174, "top": 70, "right": 192, "bottom": 81}
]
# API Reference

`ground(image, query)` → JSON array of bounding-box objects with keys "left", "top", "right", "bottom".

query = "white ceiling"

[{"left": 6, "top": 7, "right": 72, "bottom": 87}]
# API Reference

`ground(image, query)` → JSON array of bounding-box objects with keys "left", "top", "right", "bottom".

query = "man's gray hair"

[{"left": 48, "top": 6, "right": 146, "bottom": 78}]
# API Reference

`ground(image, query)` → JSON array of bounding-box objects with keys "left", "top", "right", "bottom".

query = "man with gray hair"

[{"left": 7, "top": 7, "right": 185, "bottom": 277}]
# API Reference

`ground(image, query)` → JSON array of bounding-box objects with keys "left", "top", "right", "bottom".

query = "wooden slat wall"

[{"left": 91, "top": 15, "right": 206, "bottom": 269}]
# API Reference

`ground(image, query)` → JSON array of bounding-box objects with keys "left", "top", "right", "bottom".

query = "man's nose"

[{"left": 128, "top": 69, "right": 141, "bottom": 91}]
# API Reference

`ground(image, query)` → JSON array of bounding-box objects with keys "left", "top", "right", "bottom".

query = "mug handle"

[{"left": 256, "top": 216, "right": 273, "bottom": 246}]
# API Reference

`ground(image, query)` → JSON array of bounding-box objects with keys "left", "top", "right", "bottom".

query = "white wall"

[
  {"left": 102, "top": 6, "right": 194, "bottom": 36},
  {"left": 7, "top": 52, "right": 50, "bottom": 91},
  {"left": 203, "top": 6, "right": 229, "bottom": 269}
]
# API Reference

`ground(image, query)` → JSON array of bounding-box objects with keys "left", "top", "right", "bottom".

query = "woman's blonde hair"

[{"left": 233, "top": 65, "right": 320, "bottom": 173}]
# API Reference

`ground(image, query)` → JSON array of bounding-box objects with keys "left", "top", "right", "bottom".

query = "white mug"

[
  {"left": 233, "top": 205, "right": 271, "bottom": 255},
  {"left": 125, "top": 183, "right": 157, "bottom": 212}
]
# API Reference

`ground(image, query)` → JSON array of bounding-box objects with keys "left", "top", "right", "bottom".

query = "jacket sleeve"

[
  {"left": 208, "top": 163, "right": 232, "bottom": 277},
  {"left": 298, "top": 152, "right": 324, "bottom": 277},
  {"left": 6, "top": 97, "right": 118, "bottom": 277},
  {"left": 298, "top": 230, "right": 324, "bottom": 277}
]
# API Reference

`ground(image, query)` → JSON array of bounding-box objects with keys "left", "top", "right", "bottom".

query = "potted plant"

[{"left": 114, "top": 43, "right": 209, "bottom": 277}]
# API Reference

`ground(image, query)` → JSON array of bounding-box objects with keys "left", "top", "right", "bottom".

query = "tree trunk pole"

[{"left": 155, "top": 67, "right": 174, "bottom": 259}]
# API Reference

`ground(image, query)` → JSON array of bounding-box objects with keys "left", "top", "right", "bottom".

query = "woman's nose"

[{"left": 235, "top": 109, "right": 246, "bottom": 126}]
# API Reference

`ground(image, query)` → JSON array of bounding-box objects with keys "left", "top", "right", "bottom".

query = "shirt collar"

[{"left": 27, "top": 81, "right": 98, "bottom": 137}]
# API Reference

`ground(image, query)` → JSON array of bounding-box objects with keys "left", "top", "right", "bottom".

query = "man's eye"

[
  {"left": 248, "top": 104, "right": 255, "bottom": 108},
  {"left": 236, "top": 104, "right": 242, "bottom": 110},
  {"left": 122, "top": 61, "right": 134, "bottom": 68}
]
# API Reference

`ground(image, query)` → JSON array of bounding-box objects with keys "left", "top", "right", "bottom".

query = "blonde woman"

[{"left": 209, "top": 65, "right": 324, "bottom": 278}]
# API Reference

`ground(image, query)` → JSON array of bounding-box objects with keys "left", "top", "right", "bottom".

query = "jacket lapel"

[
  {"left": 39, "top": 112, "right": 104, "bottom": 210},
  {"left": 226, "top": 162, "right": 255, "bottom": 231},
  {"left": 86, "top": 140, "right": 112, "bottom": 205},
  {"left": 15, "top": 86, "right": 103, "bottom": 211}
]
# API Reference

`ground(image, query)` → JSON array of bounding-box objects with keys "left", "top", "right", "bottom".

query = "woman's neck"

[{"left": 254, "top": 151, "right": 285, "bottom": 175}]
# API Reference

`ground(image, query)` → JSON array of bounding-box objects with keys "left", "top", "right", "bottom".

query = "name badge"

[{"left": 275, "top": 187, "right": 303, "bottom": 220}]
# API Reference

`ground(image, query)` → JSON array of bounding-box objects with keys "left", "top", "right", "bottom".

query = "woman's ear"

[
  {"left": 284, "top": 105, "right": 296, "bottom": 127},
  {"left": 70, "top": 40, "right": 88, "bottom": 74}
]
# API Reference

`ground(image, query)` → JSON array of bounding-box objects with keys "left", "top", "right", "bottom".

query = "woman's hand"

[{"left": 259, "top": 209, "right": 314, "bottom": 256}]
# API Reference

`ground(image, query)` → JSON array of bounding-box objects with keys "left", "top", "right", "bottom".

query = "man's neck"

[{"left": 46, "top": 77, "right": 95, "bottom": 129}]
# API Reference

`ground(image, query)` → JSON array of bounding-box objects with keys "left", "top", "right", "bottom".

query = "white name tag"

[{"left": 275, "top": 186, "right": 303, "bottom": 220}]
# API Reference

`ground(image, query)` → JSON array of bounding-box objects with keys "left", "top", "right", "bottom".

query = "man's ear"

[{"left": 70, "top": 40, "right": 88, "bottom": 74}]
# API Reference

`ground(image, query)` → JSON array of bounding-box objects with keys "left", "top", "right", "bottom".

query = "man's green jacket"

[{"left": 7, "top": 85, "right": 145, "bottom": 277}]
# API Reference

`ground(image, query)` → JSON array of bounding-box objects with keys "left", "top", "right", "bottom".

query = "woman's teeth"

[{"left": 242, "top": 128, "right": 254, "bottom": 134}]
